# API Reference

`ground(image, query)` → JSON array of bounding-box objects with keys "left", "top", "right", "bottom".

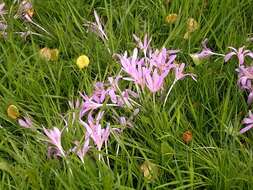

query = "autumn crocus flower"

[
  {"left": 240, "top": 111, "right": 253, "bottom": 134},
  {"left": 117, "top": 48, "right": 146, "bottom": 88},
  {"left": 224, "top": 46, "right": 253, "bottom": 65},
  {"left": 143, "top": 68, "right": 169, "bottom": 93},
  {"left": 0, "top": 22, "right": 7, "bottom": 31},
  {"left": 174, "top": 63, "right": 197, "bottom": 81},
  {"left": 15, "top": 0, "right": 34, "bottom": 21},
  {"left": 236, "top": 66, "right": 253, "bottom": 90},
  {"left": 47, "top": 146, "right": 62, "bottom": 159},
  {"left": 91, "top": 82, "right": 107, "bottom": 103},
  {"left": 163, "top": 63, "right": 196, "bottom": 106},
  {"left": 150, "top": 48, "right": 178, "bottom": 72},
  {"left": 133, "top": 34, "right": 152, "bottom": 56},
  {"left": 92, "top": 123, "right": 110, "bottom": 151},
  {"left": 0, "top": 3, "right": 7, "bottom": 16},
  {"left": 43, "top": 127, "right": 65, "bottom": 157},
  {"left": 116, "top": 89, "right": 138, "bottom": 108},
  {"left": 84, "top": 10, "right": 108, "bottom": 42},
  {"left": 80, "top": 111, "right": 110, "bottom": 151},
  {"left": 236, "top": 66, "right": 253, "bottom": 104},
  {"left": 72, "top": 133, "right": 90, "bottom": 162},
  {"left": 18, "top": 116, "right": 32, "bottom": 128},
  {"left": 79, "top": 92, "right": 104, "bottom": 117},
  {"left": 15, "top": 1, "right": 51, "bottom": 36},
  {"left": 68, "top": 99, "right": 81, "bottom": 126},
  {"left": 190, "top": 39, "right": 222, "bottom": 65}
]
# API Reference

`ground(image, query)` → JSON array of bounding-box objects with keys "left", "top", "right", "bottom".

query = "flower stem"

[
  {"left": 153, "top": 93, "right": 156, "bottom": 108},
  {"left": 105, "top": 141, "right": 110, "bottom": 167},
  {"left": 163, "top": 79, "right": 177, "bottom": 107}
]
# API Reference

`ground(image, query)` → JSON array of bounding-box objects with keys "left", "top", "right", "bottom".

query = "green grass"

[{"left": 1, "top": 0, "right": 253, "bottom": 189}]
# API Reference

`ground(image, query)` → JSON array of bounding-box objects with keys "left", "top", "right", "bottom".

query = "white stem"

[
  {"left": 153, "top": 93, "right": 156, "bottom": 108},
  {"left": 29, "top": 19, "right": 51, "bottom": 36},
  {"left": 212, "top": 53, "right": 225, "bottom": 57},
  {"left": 163, "top": 79, "right": 177, "bottom": 107},
  {"left": 116, "top": 144, "right": 120, "bottom": 156},
  {"left": 105, "top": 141, "right": 110, "bottom": 167}
]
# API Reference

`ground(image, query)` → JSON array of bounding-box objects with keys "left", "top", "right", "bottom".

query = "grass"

[{"left": 1, "top": 0, "right": 253, "bottom": 189}]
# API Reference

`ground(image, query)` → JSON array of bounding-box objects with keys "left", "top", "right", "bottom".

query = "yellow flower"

[
  {"left": 76, "top": 55, "right": 90, "bottom": 69},
  {"left": 165, "top": 13, "right": 178, "bottom": 24},
  {"left": 39, "top": 47, "right": 59, "bottom": 61},
  {"left": 187, "top": 18, "right": 199, "bottom": 33},
  {"left": 7, "top": 105, "right": 20, "bottom": 120}
]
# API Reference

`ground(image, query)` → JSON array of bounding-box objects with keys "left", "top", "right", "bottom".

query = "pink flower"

[
  {"left": 47, "top": 146, "right": 62, "bottom": 159},
  {"left": 91, "top": 82, "right": 107, "bottom": 103},
  {"left": 190, "top": 39, "right": 216, "bottom": 65},
  {"left": 43, "top": 127, "right": 65, "bottom": 157},
  {"left": 72, "top": 133, "right": 90, "bottom": 162},
  {"left": 150, "top": 48, "right": 178, "bottom": 72},
  {"left": 118, "top": 48, "right": 146, "bottom": 88},
  {"left": 225, "top": 46, "right": 253, "bottom": 65},
  {"left": 18, "top": 117, "right": 32, "bottom": 128},
  {"left": 236, "top": 66, "right": 253, "bottom": 90},
  {"left": 236, "top": 66, "right": 253, "bottom": 105},
  {"left": 0, "top": 3, "right": 7, "bottom": 16},
  {"left": 174, "top": 63, "right": 197, "bottom": 81},
  {"left": 107, "top": 76, "right": 122, "bottom": 104},
  {"left": 133, "top": 34, "right": 152, "bottom": 56},
  {"left": 92, "top": 123, "right": 110, "bottom": 151},
  {"left": 240, "top": 111, "right": 253, "bottom": 134},
  {"left": 143, "top": 68, "right": 169, "bottom": 93},
  {"left": 84, "top": 10, "right": 108, "bottom": 42},
  {"left": 79, "top": 92, "right": 103, "bottom": 117},
  {"left": 80, "top": 111, "right": 110, "bottom": 151},
  {"left": 68, "top": 99, "right": 81, "bottom": 126},
  {"left": 15, "top": 0, "right": 33, "bottom": 22}
]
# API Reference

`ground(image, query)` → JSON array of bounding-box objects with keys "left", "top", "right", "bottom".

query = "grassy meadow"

[{"left": 0, "top": 0, "right": 253, "bottom": 189}]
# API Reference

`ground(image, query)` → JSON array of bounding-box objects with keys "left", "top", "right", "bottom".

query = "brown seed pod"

[{"left": 183, "top": 130, "right": 192, "bottom": 144}]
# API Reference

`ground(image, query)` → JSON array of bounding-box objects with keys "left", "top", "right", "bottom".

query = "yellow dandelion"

[
  {"left": 187, "top": 18, "right": 199, "bottom": 33},
  {"left": 165, "top": 13, "right": 178, "bottom": 24},
  {"left": 7, "top": 105, "right": 20, "bottom": 120},
  {"left": 76, "top": 55, "right": 90, "bottom": 69}
]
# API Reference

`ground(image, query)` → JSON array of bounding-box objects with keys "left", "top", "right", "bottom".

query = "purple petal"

[
  {"left": 247, "top": 92, "right": 253, "bottom": 105},
  {"left": 224, "top": 52, "right": 236, "bottom": 62},
  {"left": 240, "top": 124, "right": 253, "bottom": 134}
]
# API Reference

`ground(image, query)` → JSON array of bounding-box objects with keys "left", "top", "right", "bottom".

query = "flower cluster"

[
  {"left": 118, "top": 35, "right": 196, "bottom": 96},
  {"left": 10, "top": 10, "right": 198, "bottom": 163},
  {"left": 225, "top": 46, "right": 253, "bottom": 133}
]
